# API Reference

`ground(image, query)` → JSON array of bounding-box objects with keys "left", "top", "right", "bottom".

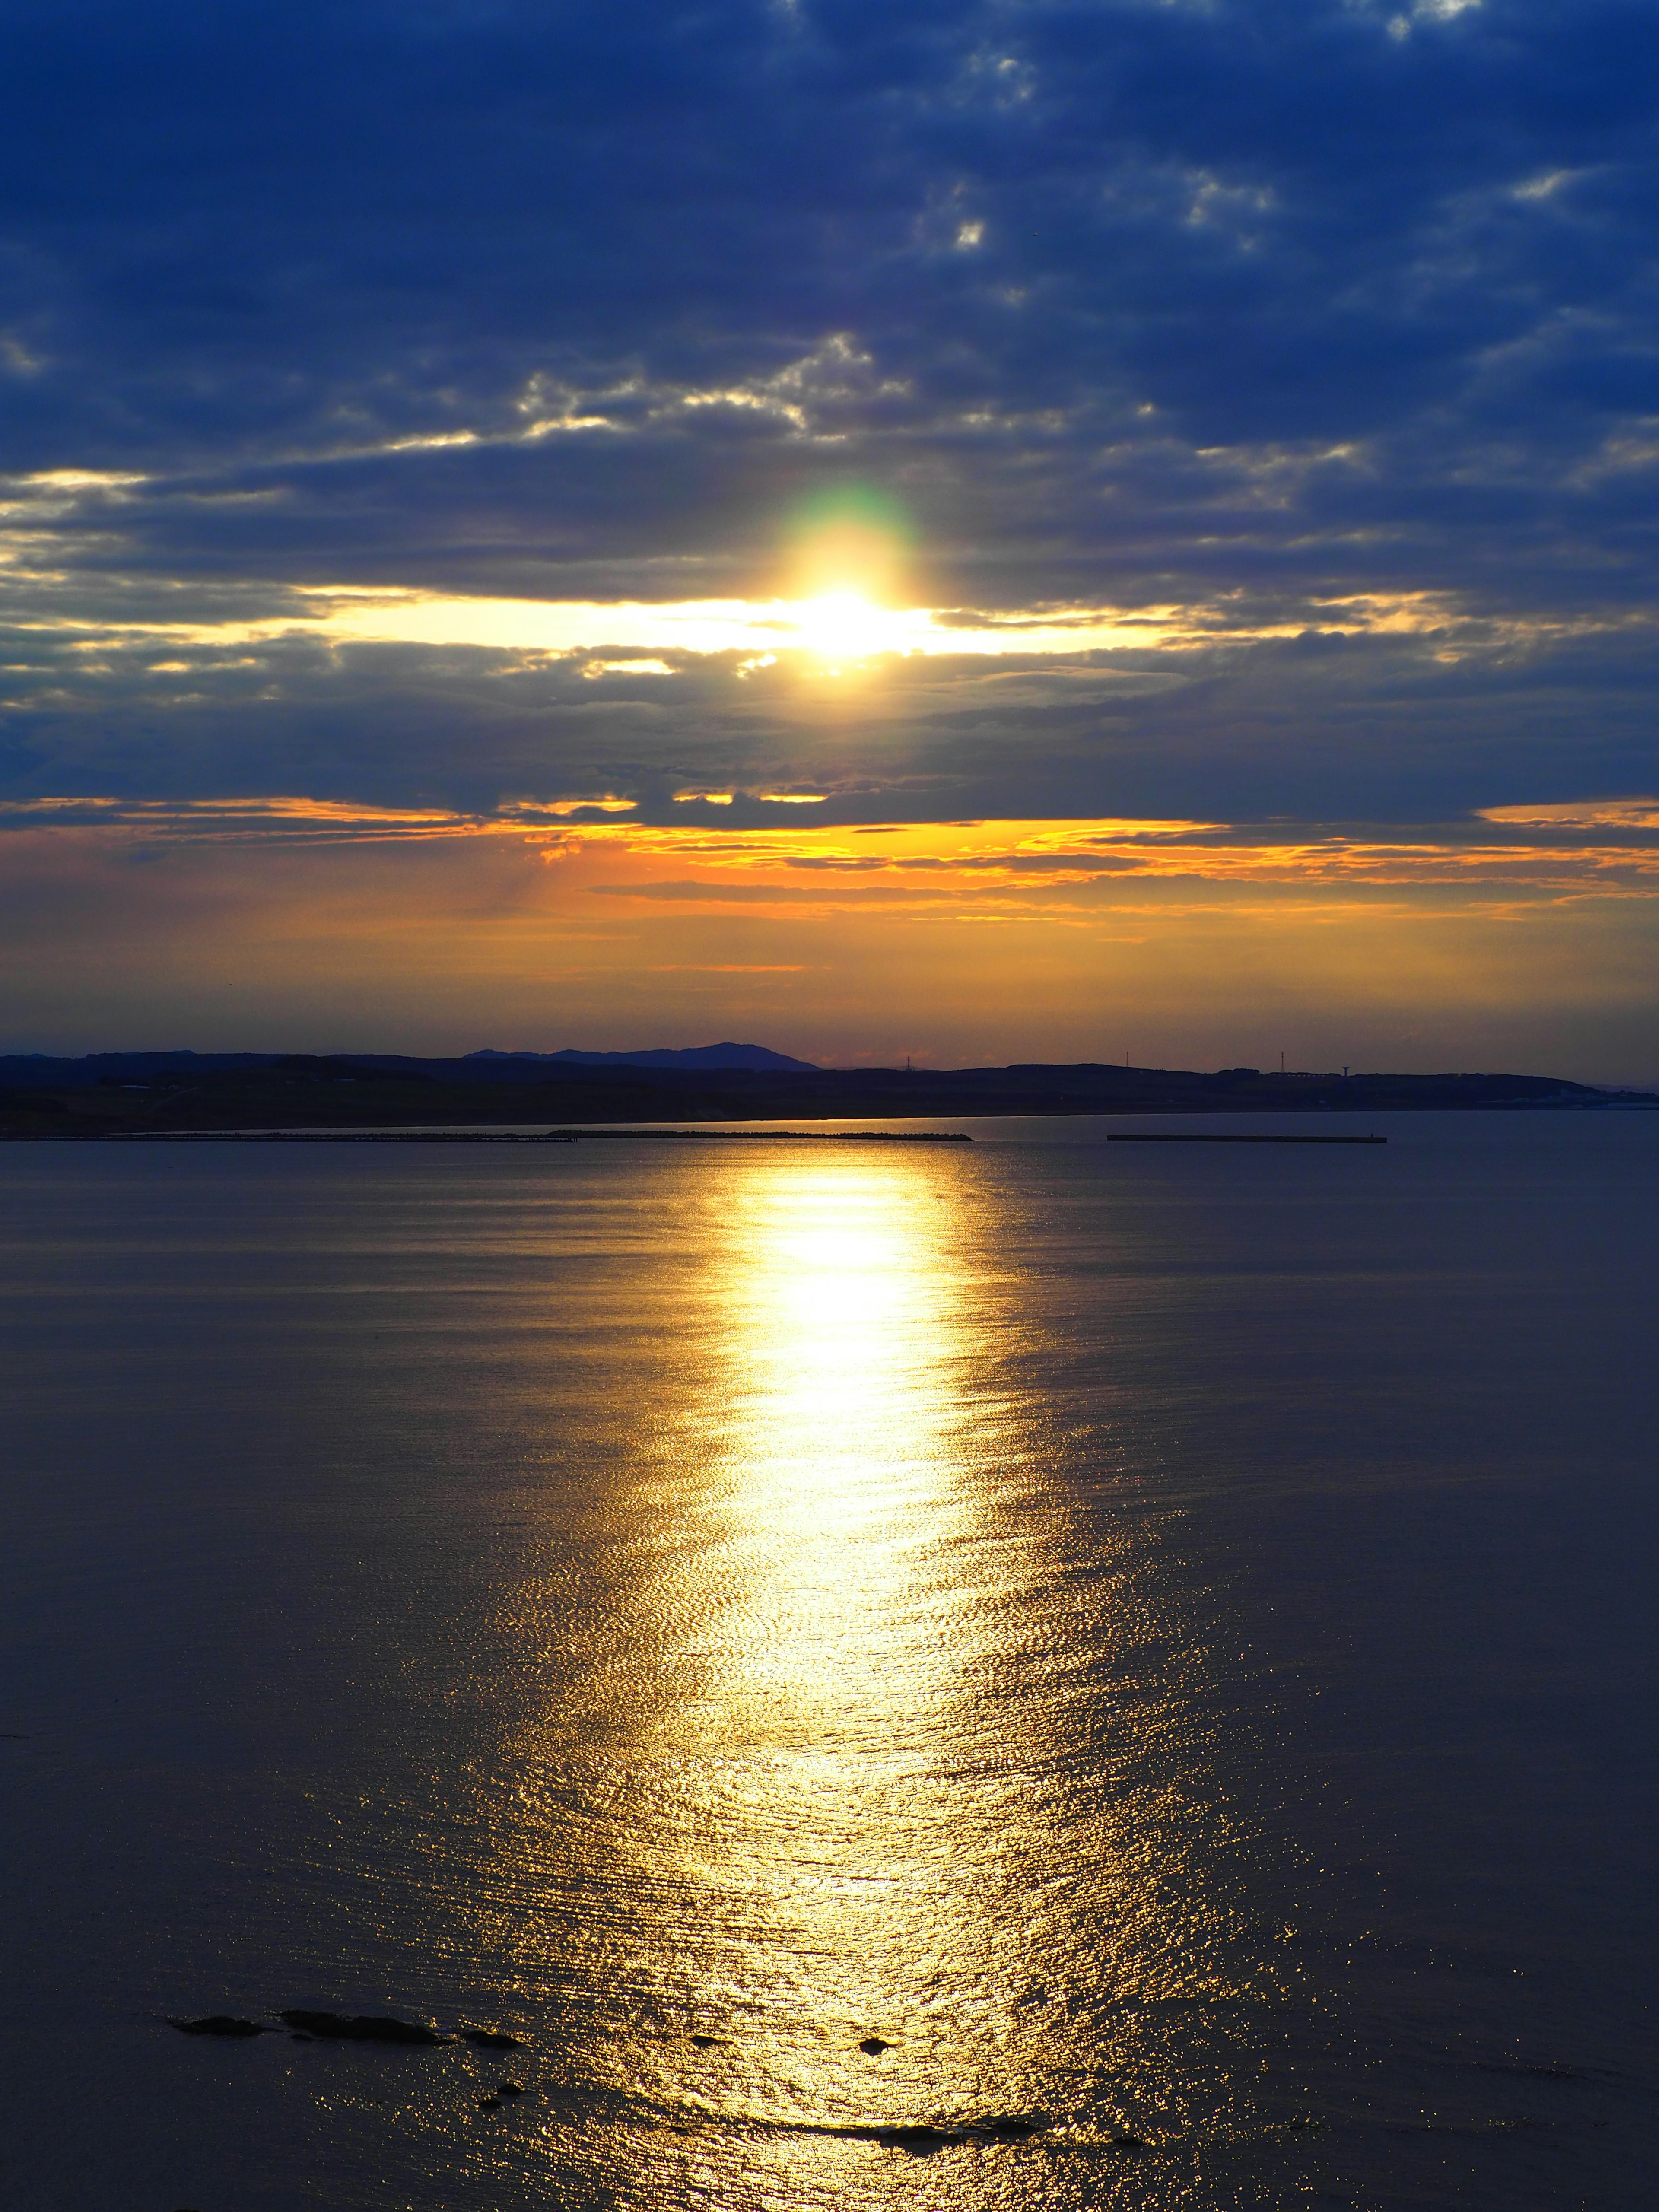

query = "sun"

[
  {"left": 778, "top": 486, "right": 919, "bottom": 664},
  {"left": 790, "top": 591, "right": 906, "bottom": 664}
]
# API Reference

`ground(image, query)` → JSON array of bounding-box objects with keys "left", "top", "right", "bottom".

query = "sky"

[{"left": 3, "top": 0, "right": 1659, "bottom": 1076}]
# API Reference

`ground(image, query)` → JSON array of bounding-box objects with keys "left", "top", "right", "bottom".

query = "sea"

[{"left": 0, "top": 1112, "right": 1654, "bottom": 2210}]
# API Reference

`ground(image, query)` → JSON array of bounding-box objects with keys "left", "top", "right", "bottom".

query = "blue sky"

[{"left": 3, "top": 1, "right": 1658, "bottom": 1070}]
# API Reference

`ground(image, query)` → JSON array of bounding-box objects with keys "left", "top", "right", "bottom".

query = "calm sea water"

[{"left": 0, "top": 1113, "right": 1654, "bottom": 2210}]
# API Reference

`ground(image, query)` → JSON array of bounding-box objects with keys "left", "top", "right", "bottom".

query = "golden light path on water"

[{"left": 441, "top": 1146, "right": 1309, "bottom": 2209}]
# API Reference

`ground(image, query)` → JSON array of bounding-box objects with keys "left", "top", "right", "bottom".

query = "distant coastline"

[
  {"left": 87, "top": 1127, "right": 973, "bottom": 1145},
  {"left": 2, "top": 1050, "right": 1654, "bottom": 1139}
]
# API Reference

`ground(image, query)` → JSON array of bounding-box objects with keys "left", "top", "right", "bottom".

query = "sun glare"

[
  {"left": 781, "top": 485, "right": 915, "bottom": 663},
  {"left": 790, "top": 591, "right": 910, "bottom": 664}
]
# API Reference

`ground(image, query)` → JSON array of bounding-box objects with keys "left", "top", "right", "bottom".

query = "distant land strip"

[
  {"left": 2, "top": 1051, "right": 1656, "bottom": 1141},
  {"left": 1109, "top": 1132, "right": 1386, "bottom": 1145},
  {"left": 90, "top": 1128, "right": 971, "bottom": 1145}
]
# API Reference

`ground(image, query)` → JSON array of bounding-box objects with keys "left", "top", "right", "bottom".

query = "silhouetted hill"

[
  {"left": 469, "top": 1043, "right": 818, "bottom": 1071},
  {"left": 0, "top": 1052, "right": 1653, "bottom": 1136}
]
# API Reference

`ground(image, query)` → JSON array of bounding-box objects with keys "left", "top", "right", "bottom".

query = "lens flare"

[{"left": 783, "top": 486, "right": 912, "bottom": 611}]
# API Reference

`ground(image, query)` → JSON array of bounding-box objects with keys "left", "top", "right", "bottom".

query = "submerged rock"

[
  {"left": 278, "top": 2009, "right": 450, "bottom": 2046},
  {"left": 871, "top": 2113, "right": 1047, "bottom": 2154},
  {"left": 497, "top": 2080, "right": 526, "bottom": 2097},
  {"left": 461, "top": 2027, "right": 524, "bottom": 2050},
  {"left": 858, "top": 2037, "right": 891, "bottom": 2056},
  {"left": 973, "top": 2114, "right": 1046, "bottom": 2142},
  {"left": 689, "top": 2034, "right": 718, "bottom": 2049},
  {"left": 876, "top": 2123, "right": 960, "bottom": 2155},
  {"left": 170, "top": 2015, "right": 268, "bottom": 2038}
]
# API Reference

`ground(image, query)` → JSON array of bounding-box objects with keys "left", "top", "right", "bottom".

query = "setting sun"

[{"left": 789, "top": 590, "right": 914, "bottom": 664}]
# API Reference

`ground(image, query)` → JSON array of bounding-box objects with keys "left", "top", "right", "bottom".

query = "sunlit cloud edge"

[{"left": 7, "top": 796, "right": 1659, "bottom": 896}]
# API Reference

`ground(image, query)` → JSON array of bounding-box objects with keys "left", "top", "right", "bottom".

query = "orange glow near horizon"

[{"left": 5, "top": 802, "right": 1658, "bottom": 1079}]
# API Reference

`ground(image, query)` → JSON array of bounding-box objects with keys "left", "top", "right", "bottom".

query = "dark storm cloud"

[{"left": 2, "top": 0, "right": 1658, "bottom": 820}]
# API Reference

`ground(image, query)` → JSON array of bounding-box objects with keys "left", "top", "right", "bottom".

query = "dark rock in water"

[
  {"left": 497, "top": 2080, "right": 525, "bottom": 2097},
  {"left": 290, "top": 2032, "right": 314, "bottom": 2043},
  {"left": 858, "top": 2036, "right": 891, "bottom": 2056},
  {"left": 974, "top": 2114, "right": 1046, "bottom": 2142},
  {"left": 877, "top": 2125, "right": 957, "bottom": 2155},
  {"left": 689, "top": 2034, "right": 718, "bottom": 2048},
  {"left": 477, "top": 2094, "right": 502, "bottom": 2110},
  {"left": 278, "top": 2009, "right": 450, "bottom": 2046},
  {"left": 170, "top": 2015, "right": 268, "bottom": 2038},
  {"left": 461, "top": 2028, "right": 524, "bottom": 2050},
  {"left": 1108, "top": 2133, "right": 1149, "bottom": 2152}
]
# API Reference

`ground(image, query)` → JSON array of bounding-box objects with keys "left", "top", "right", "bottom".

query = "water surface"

[{"left": 1, "top": 1114, "right": 1654, "bottom": 2208}]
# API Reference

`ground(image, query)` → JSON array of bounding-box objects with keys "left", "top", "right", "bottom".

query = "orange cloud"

[{"left": 10, "top": 798, "right": 1659, "bottom": 901}]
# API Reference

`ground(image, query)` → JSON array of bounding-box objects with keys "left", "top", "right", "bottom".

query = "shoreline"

[{"left": 51, "top": 1127, "right": 975, "bottom": 1145}]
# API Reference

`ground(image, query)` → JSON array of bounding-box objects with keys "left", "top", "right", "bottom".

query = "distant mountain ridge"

[{"left": 468, "top": 1042, "right": 818, "bottom": 1071}]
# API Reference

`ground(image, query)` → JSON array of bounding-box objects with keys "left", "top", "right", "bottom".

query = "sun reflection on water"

[
  {"left": 696, "top": 1163, "right": 980, "bottom": 1717},
  {"left": 449, "top": 1147, "right": 1304, "bottom": 2206},
  {"left": 589, "top": 1154, "right": 1064, "bottom": 2187}
]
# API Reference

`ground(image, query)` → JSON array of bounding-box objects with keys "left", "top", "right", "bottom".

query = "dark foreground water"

[{"left": 0, "top": 1113, "right": 1655, "bottom": 2210}]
